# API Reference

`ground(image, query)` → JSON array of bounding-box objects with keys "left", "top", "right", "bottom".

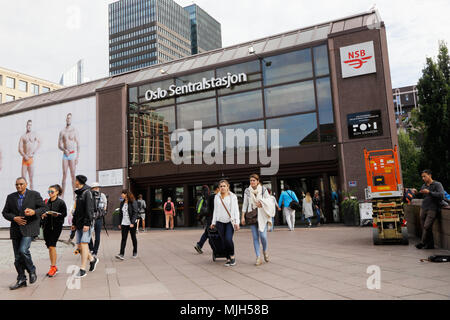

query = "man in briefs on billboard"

[
  {"left": 58, "top": 113, "right": 80, "bottom": 199},
  {"left": 18, "top": 120, "right": 41, "bottom": 190}
]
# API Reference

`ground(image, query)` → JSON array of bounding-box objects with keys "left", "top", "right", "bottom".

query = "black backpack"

[
  {"left": 92, "top": 191, "right": 106, "bottom": 219},
  {"left": 196, "top": 196, "right": 209, "bottom": 218},
  {"left": 165, "top": 202, "right": 172, "bottom": 212}
]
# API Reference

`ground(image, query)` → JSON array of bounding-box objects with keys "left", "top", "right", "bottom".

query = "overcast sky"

[{"left": 0, "top": 0, "right": 448, "bottom": 88}]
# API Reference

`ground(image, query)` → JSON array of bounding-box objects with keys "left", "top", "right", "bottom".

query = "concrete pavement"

[{"left": 0, "top": 225, "right": 449, "bottom": 300}]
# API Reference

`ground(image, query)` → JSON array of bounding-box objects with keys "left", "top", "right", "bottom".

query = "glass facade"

[
  {"left": 184, "top": 4, "right": 222, "bottom": 54},
  {"left": 109, "top": 0, "right": 191, "bottom": 75},
  {"left": 128, "top": 44, "right": 335, "bottom": 165}
]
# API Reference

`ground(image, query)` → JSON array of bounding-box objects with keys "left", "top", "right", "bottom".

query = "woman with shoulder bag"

[
  {"left": 115, "top": 190, "right": 139, "bottom": 260},
  {"left": 210, "top": 180, "right": 240, "bottom": 267},
  {"left": 241, "top": 174, "right": 275, "bottom": 266}
]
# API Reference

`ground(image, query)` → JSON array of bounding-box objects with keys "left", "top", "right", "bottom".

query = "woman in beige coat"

[
  {"left": 302, "top": 192, "right": 314, "bottom": 228},
  {"left": 241, "top": 174, "right": 275, "bottom": 266}
]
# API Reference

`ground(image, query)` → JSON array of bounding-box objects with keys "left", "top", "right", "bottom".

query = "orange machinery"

[{"left": 364, "top": 146, "right": 408, "bottom": 245}]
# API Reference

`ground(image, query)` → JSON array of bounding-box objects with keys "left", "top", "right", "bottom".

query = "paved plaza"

[{"left": 0, "top": 225, "right": 449, "bottom": 300}]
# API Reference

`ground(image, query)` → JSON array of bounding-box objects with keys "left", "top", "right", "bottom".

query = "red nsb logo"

[{"left": 344, "top": 50, "right": 373, "bottom": 69}]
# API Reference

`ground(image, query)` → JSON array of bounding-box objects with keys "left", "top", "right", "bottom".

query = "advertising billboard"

[{"left": 0, "top": 97, "right": 96, "bottom": 227}]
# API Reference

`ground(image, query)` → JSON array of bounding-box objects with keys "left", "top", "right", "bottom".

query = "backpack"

[
  {"left": 196, "top": 197, "right": 209, "bottom": 218},
  {"left": 422, "top": 255, "right": 450, "bottom": 263},
  {"left": 137, "top": 200, "right": 142, "bottom": 211},
  {"left": 92, "top": 191, "right": 106, "bottom": 219},
  {"left": 165, "top": 202, "right": 172, "bottom": 212}
]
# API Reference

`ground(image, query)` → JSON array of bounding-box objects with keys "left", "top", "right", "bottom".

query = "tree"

[
  {"left": 398, "top": 130, "right": 422, "bottom": 188},
  {"left": 416, "top": 41, "right": 450, "bottom": 190}
]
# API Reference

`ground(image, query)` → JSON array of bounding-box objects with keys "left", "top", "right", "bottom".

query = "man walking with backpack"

[
  {"left": 278, "top": 184, "right": 300, "bottom": 231},
  {"left": 194, "top": 184, "right": 219, "bottom": 254},
  {"left": 164, "top": 197, "right": 176, "bottom": 230},
  {"left": 89, "top": 182, "right": 107, "bottom": 258},
  {"left": 72, "top": 175, "right": 99, "bottom": 278}
]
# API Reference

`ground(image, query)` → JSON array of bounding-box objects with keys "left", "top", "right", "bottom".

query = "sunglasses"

[
  {"left": 15, "top": 183, "right": 25, "bottom": 186},
  {"left": 48, "top": 190, "right": 56, "bottom": 195}
]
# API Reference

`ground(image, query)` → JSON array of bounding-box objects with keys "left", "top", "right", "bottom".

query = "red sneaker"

[{"left": 47, "top": 266, "right": 58, "bottom": 277}]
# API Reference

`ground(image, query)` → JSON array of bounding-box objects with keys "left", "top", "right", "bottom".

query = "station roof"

[{"left": 0, "top": 9, "right": 382, "bottom": 117}]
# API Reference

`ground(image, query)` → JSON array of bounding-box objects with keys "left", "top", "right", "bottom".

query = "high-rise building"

[
  {"left": 0, "top": 66, "right": 63, "bottom": 104},
  {"left": 184, "top": 4, "right": 222, "bottom": 55},
  {"left": 60, "top": 59, "right": 86, "bottom": 86},
  {"left": 109, "top": 0, "right": 192, "bottom": 76}
]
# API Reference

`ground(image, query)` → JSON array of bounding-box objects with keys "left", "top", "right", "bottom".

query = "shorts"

[
  {"left": 63, "top": 151, "right": 76, "bottom": 161},
  {"left": 22, "top": 157, "right": 34, "bottom": 167},
  {"left": 76, "top": 228, "right": 92, "bottom": 244},
  {"left": 140, "top": 213, "right": 146, "bottom": 220},
  {"left": 43, "top": 225, "right": 63, "bottom": 248}
]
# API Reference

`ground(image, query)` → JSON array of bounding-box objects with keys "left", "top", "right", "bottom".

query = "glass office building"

[
  {"left": 184, "top": 4, "right": 222, "bottom": 55},
  {"left": 109, "top": 0, "right": 192, "bottom": 75},
  {"left": 109, "top": 0, "right": 222, "bottom": 76}
]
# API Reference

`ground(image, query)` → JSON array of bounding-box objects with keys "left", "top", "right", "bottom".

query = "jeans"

[
  {"left": 89, "top": 218, "right": 103, "bottom": 255},
  {"left": 250, "top": 224, "right": 268, "bottom": 258},
  {"left": 120, "top": 225, "right": 137, "bottom": 255},
  {"left": 216, "top": 222, "right": 234, "bottom": 259},
  {"left": 420, "top": 209, "right": 437, "bottom": 246},
  {"left": 12, "top": 236, "right": 35, "bottom": 281},
  {"left": 284, "top": 207, "right": 296, "bottom": 230},
  {"left": 315, "top": 208, "right": 321, "bottom": 224},
  {"left": 197, "top": 216, "right": 212, "bottom": 248}
]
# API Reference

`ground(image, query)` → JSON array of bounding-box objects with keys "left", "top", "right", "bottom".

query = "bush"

[{"left": 341, "top": 192, "right": 360, "bottom": 226}]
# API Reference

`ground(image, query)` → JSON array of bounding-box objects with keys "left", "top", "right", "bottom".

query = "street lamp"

[
  {"left": 160, "top": 68, "right": 188, "bottom": 84},
  {"left": 248, "top": 46, "right": 272, "bottom": 67}
]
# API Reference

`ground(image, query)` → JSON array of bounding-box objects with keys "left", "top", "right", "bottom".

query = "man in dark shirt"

[
  {"left": 414, "top": 170, "right": 445, "bottom": 249},
  {"left": 194, "top": 184, "right": 219, "bottom": 254},
  {"left": 2, "top": 177, "right": 46, "bottom": 290}
]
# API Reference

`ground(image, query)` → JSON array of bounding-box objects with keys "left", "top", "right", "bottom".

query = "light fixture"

[{"left": 248, "top": 46, "right": 272, "bottom": 67}]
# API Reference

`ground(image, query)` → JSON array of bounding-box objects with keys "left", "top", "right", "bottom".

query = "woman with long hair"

[
  {"left": 115, "top": 190, "right": 139, "bottom": 260},
  {"left": 42, "top": 184, "right": 67, "bottom": 277},
  {"left": 241, "top": 174, "right": 275, "bottom": 266},
  {"left": 302, "top": 192, "right": 314, "bottom": 228},
  {"left": 211, "top": 180, "right": 240, "bottom": 267}
]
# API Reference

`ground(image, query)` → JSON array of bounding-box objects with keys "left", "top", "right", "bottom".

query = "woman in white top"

[
  {"left": 211, "top": 180, "right": 240, "bottom": 267},
  {"left": 302, "top": 192, "right": 314, "bottom": 228},
  {"left": 241, "top": 174, "right": 275, "bottom": 266}
]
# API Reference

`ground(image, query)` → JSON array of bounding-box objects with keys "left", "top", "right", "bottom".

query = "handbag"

[
  {"left": 219, "top": 196, "right": 237, "bottom": 231},
  {"left": 286, "top": 191, "right": 300, "bottom": 211},
  {"left": 245, "top": 208, "right": 258, "bottom": 225}
]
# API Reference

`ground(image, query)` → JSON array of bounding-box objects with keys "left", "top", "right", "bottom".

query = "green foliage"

[
  {"left": 341, "top": 191, "right": 360, "bottom": 226},
  {"left": 414, "top": 41, "right": 450, "bottom": 190},
  {"left": 398, "top": 130, "right": 422, "bottom": 188}
]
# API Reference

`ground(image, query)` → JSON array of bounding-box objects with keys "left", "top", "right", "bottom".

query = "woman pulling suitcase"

[{"left": 210, "top": 180, "right": 240, "bottom": 267}]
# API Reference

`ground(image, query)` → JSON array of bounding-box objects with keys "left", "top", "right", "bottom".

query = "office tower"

[
  {"left": 109, "top": 0, "right": 192, "bottom": 76},
  {"left": 60, "top": 59, "right": 85, "bottom": 86},
  {"left": 184, "top": 4, "right": 222, "bottom": 55}
]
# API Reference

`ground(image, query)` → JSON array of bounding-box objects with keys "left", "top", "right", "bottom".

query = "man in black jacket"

[
  {"left": 414, "top": 170, "right": 445, "bottom": 249},
  {"left": 71, "top": 175, "right": 98, "bottom": 278},
  {"left": 194, "top": 184, "right": 219, "bottom": 254},
  {"left": 2, "top": 177, "right": 46, "bottom": 290}
]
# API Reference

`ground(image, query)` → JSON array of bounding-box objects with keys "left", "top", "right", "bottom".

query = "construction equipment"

[{"left": 364, "top": 146, "right": 408, "bottom": 245}]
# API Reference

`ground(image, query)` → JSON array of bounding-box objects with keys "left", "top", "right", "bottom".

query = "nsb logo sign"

[
  {"left": 340, "top": 41, "right": 377, "bottom": 78},
  {"left": 344, "top": 49, "right": 373, "bottom": 69}
]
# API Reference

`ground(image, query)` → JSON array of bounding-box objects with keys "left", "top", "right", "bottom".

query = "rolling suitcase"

[{"left": 207, "top": 227, "right": 227, "bottom": 261}]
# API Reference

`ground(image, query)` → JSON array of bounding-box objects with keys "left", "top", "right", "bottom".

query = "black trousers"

[
  {"left": 420, "top": 209, "right": 437, "bottom": 246},
  {"left": 120, "top": 225, "right": 137, "bottom": 255},
  {"left": 89, "top": 218, "right": 103, "bottom": 255},
  {"left": 12, "top": 236, "right": 35, "bottom": 281}
]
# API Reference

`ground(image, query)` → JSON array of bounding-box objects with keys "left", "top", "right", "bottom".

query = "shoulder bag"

[
  {"left": 286, "top": 191, "right": 300, "bottom": 211},
  {"left": 219, "top": 195, "right": 237, "bottom": 231}
]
